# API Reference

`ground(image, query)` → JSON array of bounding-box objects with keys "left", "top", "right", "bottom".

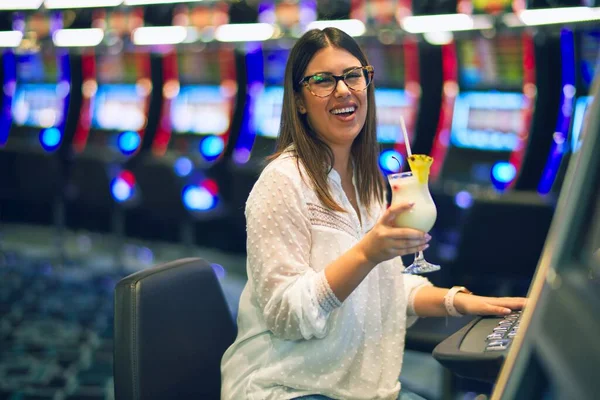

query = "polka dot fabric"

[{"left": 221, "top": 152, "right": 432, "bottom": 400}]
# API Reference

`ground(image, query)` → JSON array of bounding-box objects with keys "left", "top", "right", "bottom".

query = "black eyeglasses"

[{"left": 298, "top": 65, "right": 374, "bottom": 98}]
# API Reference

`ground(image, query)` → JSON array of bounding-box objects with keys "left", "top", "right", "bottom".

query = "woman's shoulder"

[
  {"left": 246, "top": 153, "right": 312, "bottom": 214},
  {"left": 259, "top": 152, "right": 307, "bottom": 186}
]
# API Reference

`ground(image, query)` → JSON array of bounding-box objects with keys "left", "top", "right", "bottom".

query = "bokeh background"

[{"left": 0, "top": 0, "right": 598, "bottom": 399}]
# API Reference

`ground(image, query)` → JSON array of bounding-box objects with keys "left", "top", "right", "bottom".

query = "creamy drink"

[
  {"left": 388, "top": 172, "right": 437, "bottom": 232},
  {"left": 389, "top": 153, "right": 441, "bottom": 274}
]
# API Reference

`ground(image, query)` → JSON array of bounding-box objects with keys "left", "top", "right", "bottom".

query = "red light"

[
  {"left": 202, "top": 179, "right": 219, "bottom": 196},
  {"left": 119, "top": 170, "right": 136, "bottom": 187}
]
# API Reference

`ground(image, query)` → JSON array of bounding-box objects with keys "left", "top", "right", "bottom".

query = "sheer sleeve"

[
  {"left": 246, "top": 165, "right": 342, "bottom": 340},
  {"left": 391, "top": 256, "right": 433, "bottom": 327},
  {"left": 403, "top": 272, "right": 433, "bottom": 327}
]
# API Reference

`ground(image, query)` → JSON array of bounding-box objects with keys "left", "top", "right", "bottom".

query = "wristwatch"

[{"left": 444, "top": 286, "right": 473, "bottom": 317}]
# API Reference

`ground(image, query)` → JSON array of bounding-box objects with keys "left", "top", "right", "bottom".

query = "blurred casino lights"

[
  {"left": 379, "top": 150, "right": 403, "bottom": 174},
  {"left": 454, "top": 191, "right": 474, "bottom": 210},
  {"left": 111, "top": 170, "right": 137, "bottom": 203},
  {"left": 117, "top": 131, "right": 141, "bottom": 156},
  {"left": 182, "top": 179, "right": 219, "bottom": 212},
  {"left": 174, "top": 156, "right": 194, "bottom": 178},
  {"left": 39, "top": 127, "right": 62, "bottom": 151},
  {"left": 200, "top": 135, "right": 225, "bottom": 162},
  {"left": 491, "top": 162, "right": 517, "bottom": 191}
]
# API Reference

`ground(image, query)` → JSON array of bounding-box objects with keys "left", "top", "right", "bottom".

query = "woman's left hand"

[{"left": 454, "top": 294, "right": 527, "bottom": 316}]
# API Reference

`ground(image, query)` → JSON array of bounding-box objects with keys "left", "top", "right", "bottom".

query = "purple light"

[
  {"left": 538, "top": 28, "right": 575, "bottom": 195},
  {"left": 211, "top": 263, "right": 226, "bottom": 279},
  {"left": 232, "top": 43, "right": 265, "bottom": 164},
  {"left": 454, "top": 191, "right": 474, "bottom": 209}
]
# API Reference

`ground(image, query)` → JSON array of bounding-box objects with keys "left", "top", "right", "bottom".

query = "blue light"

[
  {"left": 174, "top": 156, "right": 194, "bottom": 177},
  {"left": 571, "top": 96, "right": 593, "bottom": 153},
  {"left": 454, "top": 191, "right": 474, "bottom": 209},
  {"left": 118, "top": 131, "right": 141, "bottom": 155},
  {"left": 491, "top": 162, "right": 517, "bottom": 184},
  {"left": 111, "top": 177, "right": 133, "bottom": 202},
  {"left": 379, "top": 150, "right": 403, "bottom": 173},
  {"left": 40, "top": 127, "right": 62, "bottom": 150},
  {"left": 200, "top": 135, "right": 225, "bottom": 160},
  {"left": 182, "top": 185, "right": 216, "bottom": 211}
]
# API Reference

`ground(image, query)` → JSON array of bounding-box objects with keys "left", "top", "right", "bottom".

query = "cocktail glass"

[{"left": 388, "top": 171, "right": 441, "bottom": 274}]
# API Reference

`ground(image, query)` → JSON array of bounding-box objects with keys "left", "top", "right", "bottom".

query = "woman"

[{"left": 220, "top": 27, "right": 525, "bottom": 400}]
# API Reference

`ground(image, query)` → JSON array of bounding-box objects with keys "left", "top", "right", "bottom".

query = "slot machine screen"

[
  {"left": 92, "top": 53, "right": 145, "bottom": 132},
  {"left": 364, "top": 43, "right": 404, "bottom": 88},
  {"left": 443, "top": 92, "right": 526, "bottom": 186},
  {"left": 249, "top": 48, "right": 288, "bottom": 161},
  {"left": 12, "top": 51, "right": 65, "bottom": 129},
  {"left": 375, "top": 89, "right": 411, "bottom": 144},
  {"left": 572, "top": 30, "right": 599, "bottom": 153},
  {"left": 178, "top": 50, "right": 221, "bottom": 85},
  {"left": 363, "top": 43, "right": 413, "bottom": 146},
  {"left": 171, "top": 85, "right": 232, "bottom": 135},
  {"left": 451, "top": 92, "right": 524, "bottom": 152},
  {"left": 92, "top": 84, "right": 146, "bottom": 132},
  {"left": 170, "top": 50, "right": 233, "bottom": 136},
  {"left": 252, "top": 86, "right": 283, "bottom": 139},
  {"left": 458, "top": 35, "right": 523, "bottom": 91},
  {"left": 13, "top": 84, "right": 65, "bottom": 128}
]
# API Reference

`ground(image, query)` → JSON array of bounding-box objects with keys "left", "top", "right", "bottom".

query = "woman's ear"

[{"left": 295, "top": 95, "right": 307, "bottom": 114}]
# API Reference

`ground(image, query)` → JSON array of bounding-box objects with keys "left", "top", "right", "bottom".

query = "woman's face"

[{"left": 297, "top": 46, "right": 368, "bottom": 150}]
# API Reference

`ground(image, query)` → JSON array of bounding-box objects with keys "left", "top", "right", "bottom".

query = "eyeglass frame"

[{"left": 297, "top": 65, "right": 375, "bottom": 98}]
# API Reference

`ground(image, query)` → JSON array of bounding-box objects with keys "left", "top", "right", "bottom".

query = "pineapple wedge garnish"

[{"left": 407, "top": 154, "right": 434, "bottom": 184}]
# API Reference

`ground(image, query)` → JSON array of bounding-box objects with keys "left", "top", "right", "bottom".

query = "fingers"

[
  {"left": 484, "top": 305, "right": 513, "bottom": 316},
  {"left": 470, "top": 296, "right": 528, "bottom": 316},
  {"left": 387, "top": 227, "right": 430, "bottom": 241},
  {"left": 382, "top": 202, "right": 415, "bottom": 225},
  {"left": 388, "top": 233, "right": 431, "bottom": 247},
  {"left": 484, "top": 297, "right": 528, "bottom": 310},
  {"left": 390, "top": 243, "right": 429, "bottom": 256}
]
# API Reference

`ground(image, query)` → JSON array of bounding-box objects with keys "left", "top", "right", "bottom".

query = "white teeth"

[{"left": 331, "top": 106, "right": 356, "bottom": 115}]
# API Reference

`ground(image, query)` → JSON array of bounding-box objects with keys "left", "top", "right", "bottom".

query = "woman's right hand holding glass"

[{"left": 357, "top": 202, "right": 431, "bottom": 266}]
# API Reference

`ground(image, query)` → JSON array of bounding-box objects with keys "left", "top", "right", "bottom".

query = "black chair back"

[{"left": 113, "top": 258, "right": 236, "bottom": 400}]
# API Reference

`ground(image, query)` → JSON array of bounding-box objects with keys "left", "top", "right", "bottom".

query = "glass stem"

[{"left": 415, "top": 251, "right": 425, "bottom": 261}]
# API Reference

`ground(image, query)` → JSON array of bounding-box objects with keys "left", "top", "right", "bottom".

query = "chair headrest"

[{"left": 113, "top": 257, "right": 237, "bottom": 400}]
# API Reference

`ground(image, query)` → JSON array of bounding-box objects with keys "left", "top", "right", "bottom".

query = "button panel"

[{"left": 484, "top": 311, "right": 521, "bottom": 352}]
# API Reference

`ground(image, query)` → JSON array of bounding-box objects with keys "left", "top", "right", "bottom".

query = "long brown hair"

[{"left": 268, "top": 27, "right": 384, "bottom": 212}]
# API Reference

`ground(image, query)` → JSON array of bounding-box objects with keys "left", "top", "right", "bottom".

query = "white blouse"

[{"left": 220, "top": 152, "right": 432, "bottom": 400}]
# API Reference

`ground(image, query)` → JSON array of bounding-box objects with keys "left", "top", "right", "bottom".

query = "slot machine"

[
  {"left": 242, "top": 43, "right": 288, "bottom": 169},
  {"left": 223, "top": 0, "right": 316, "bottom": 250},
  {"left": 131, "top": 2, "right": 238, "bottom": 245},
  {"left": 360, "top": 38, "right": 420, "bottom": 174},
  {"left": 231, "top": 0, "right": 316, "bottom": 172},
  {"left": 431, "top": 34, "right": 534, "bottom": 194},
  {"left": 66, "top": 8, "right": 153, "bottom": 232},
  {"left": 0, "top": 11, "right": 73, "bottom": 225},
  {"left": 429, "top": 3, "right": 540, "bottom": 195},
  {"left": 429, "top": 0, "right": 567, "bottom": 196},
  {"left": 538, "top": 27, "right": 599, "bottom": 195},
  {"left": 352, "top": 1, "right": 422, "bottom": 174}
]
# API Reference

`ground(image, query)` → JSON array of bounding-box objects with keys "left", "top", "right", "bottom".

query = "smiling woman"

[
  {"left": 219, "top": 27, "right": 525, "bottom": 400},
  {"left": 269, "top": 28, "right": 383, "bottom": 214}
]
